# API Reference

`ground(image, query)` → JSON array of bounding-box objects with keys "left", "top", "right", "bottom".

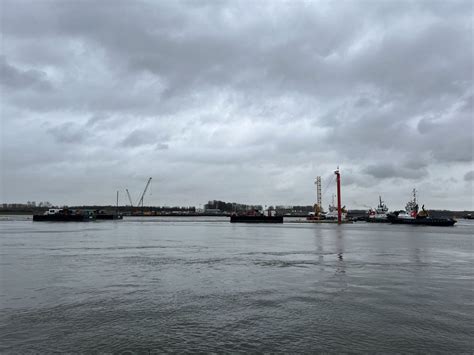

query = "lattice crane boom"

[
  {"left": 137, "top": 177, "right": 152, "bottom": 208},
  {"left": 125, "top": 189, "right": 134, "bottom": 207}
]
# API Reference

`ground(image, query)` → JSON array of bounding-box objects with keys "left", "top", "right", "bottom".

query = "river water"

[{"left": 1, "top": 216, "right": 473, "bottom": 353}]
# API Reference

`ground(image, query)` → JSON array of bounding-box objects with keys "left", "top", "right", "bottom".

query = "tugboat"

[
  {"left": 367, "top": 196, "right": 389, "bottom": 223},
  {"left": 33, "top": 208, "right": 95, "bottom": 222},
  {"left": 230, "top": 209, "right": 283, "bottom": 223},
  {"left": 387, "top": 189, "right": 456, "bottom": 226}
]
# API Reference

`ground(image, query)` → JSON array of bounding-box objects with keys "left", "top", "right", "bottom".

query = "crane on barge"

[
  {"left": 137, "top": 177, "right": 152, "bottom": 208},
  {"left": 124, "top": 177, "right": 152, "bottom": 214}
]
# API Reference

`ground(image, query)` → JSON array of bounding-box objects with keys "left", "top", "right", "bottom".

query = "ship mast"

[{"left": 116, "top": 190, "right": 119, "bottom": 216}]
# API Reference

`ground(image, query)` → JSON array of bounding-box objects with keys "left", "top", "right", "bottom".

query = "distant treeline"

[
  {"left": 204, "top": 200, "right": 263, "bottom": 212},
  {"left": 204, "top": 200, "right": 319, "bottom": 214}
]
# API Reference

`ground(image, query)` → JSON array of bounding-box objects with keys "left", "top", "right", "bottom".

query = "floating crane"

[{"left": 137, "top": 177, "right": 152, "bottom": 208}]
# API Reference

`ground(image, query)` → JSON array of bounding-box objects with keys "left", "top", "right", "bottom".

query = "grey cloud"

[
  {"left": 2, "top": 1, "right": 471, "bottom": 119},
  {"left": 0, "top": 57, "right": 52, "bottom": 90},
  {"left": 459, "top": 95, "right": 473, "bottom": 113},
  {"left": 417, "top": 118, "right": 436, "bottom": 134},
  {"left": 464, "top": 171, "right": 474, "bottom": 181},
  {"left": 5, "top": 1, "right": 470, "bottom": 100},
  {"left": 354, "top": 97, "right": 372, "bottom": 108},
  {"left": 121, "top": 129, "right": 158, "bottom": 147},
  {"left": 364, "top": 164, "right": 428, "bottom": 180},
  {"left": 420, "top": 107, "right": 473, "bottom": 163},
  {"left": 403, "top": 158, "right": 429, "bottom": 170},
  {"left": 87, "top": 114, "right": 111, "bottom": 126},
  {"left": 48, "top": 123, "right": 88, "bottom": 144}
]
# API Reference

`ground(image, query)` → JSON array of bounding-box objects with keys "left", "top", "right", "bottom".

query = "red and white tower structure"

[{"left": 334, "top": 168, "right": 342, "bottom": 224}]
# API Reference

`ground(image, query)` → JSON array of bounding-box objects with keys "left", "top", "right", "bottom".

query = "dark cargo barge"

[
  {"left": 230, "top": 214, "right": 283, "bottom": 223},
  {"left": 33, "top": 208, "right": 95, "bottom": 222},
  {"left": 95, "top": 214, "right": 123, "bottom": 220},
  {"left": 95, "top": 210, "right": 123, "bottom": 220},
  {"left": 387, "top": 214, "right": 456, "bottom": 226}
]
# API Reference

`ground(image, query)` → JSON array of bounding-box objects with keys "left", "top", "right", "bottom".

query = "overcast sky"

[{"left": 1, "top": 0, "right": 473, "bottom": 210}]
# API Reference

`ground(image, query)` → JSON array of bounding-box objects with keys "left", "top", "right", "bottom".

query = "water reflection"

[
  {"left": 314, "top": 228, "right": 325, "bottom": 271},
  {"left": 335, "top": 228, "right": 345, "bottom": 275},
  {"left": 313, "top": 227, "right": 346, "bottom": 275}
]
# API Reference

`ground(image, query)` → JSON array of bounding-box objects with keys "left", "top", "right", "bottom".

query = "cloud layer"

[{"left": 1, "top": 0, "right": 473, "bottom": 209}]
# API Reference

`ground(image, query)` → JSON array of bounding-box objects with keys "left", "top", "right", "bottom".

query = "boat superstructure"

[
  {"left": 324, "top": 194, "right": 347, "bottom": 221},
  {"left": 367, "top": 196, "right": 389, "bottom": 222}
]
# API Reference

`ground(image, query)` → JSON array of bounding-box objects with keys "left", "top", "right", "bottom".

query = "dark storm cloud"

[
  {"left": 4, "top": 0, "right": 470, "bottom": 101},
  {"left": 1, "top": 0, "right": 473, "bottom": 209}
]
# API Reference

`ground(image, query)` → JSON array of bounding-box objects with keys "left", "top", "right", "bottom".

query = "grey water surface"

[{"left": 1, "top": 216, "right": 473, "bottom": 353}]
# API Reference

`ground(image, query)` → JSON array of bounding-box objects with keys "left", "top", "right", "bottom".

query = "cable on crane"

[{"left": 321, "top": 174, "right": 335, "bottom": 201}]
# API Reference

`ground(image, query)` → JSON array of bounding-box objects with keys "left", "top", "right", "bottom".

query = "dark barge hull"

[
  {"left": 387, "top": 216, "right": 456, "bottom": 226},
  {"left": 230, "top": 215, "right": 283, "bottom": 223},
  {"left": 366, "top": 218, "right": 390, "bottom": 223},
  {"left": 33, "top": 215, "right": 94, "bottom": 222},
  {"left": 96, "top": 214, "right": 123, "bottom": 220}
]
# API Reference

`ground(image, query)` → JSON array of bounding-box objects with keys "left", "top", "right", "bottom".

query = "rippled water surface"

[{"left": 1, "top": 216, "right": 473, "bottom": 353}]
